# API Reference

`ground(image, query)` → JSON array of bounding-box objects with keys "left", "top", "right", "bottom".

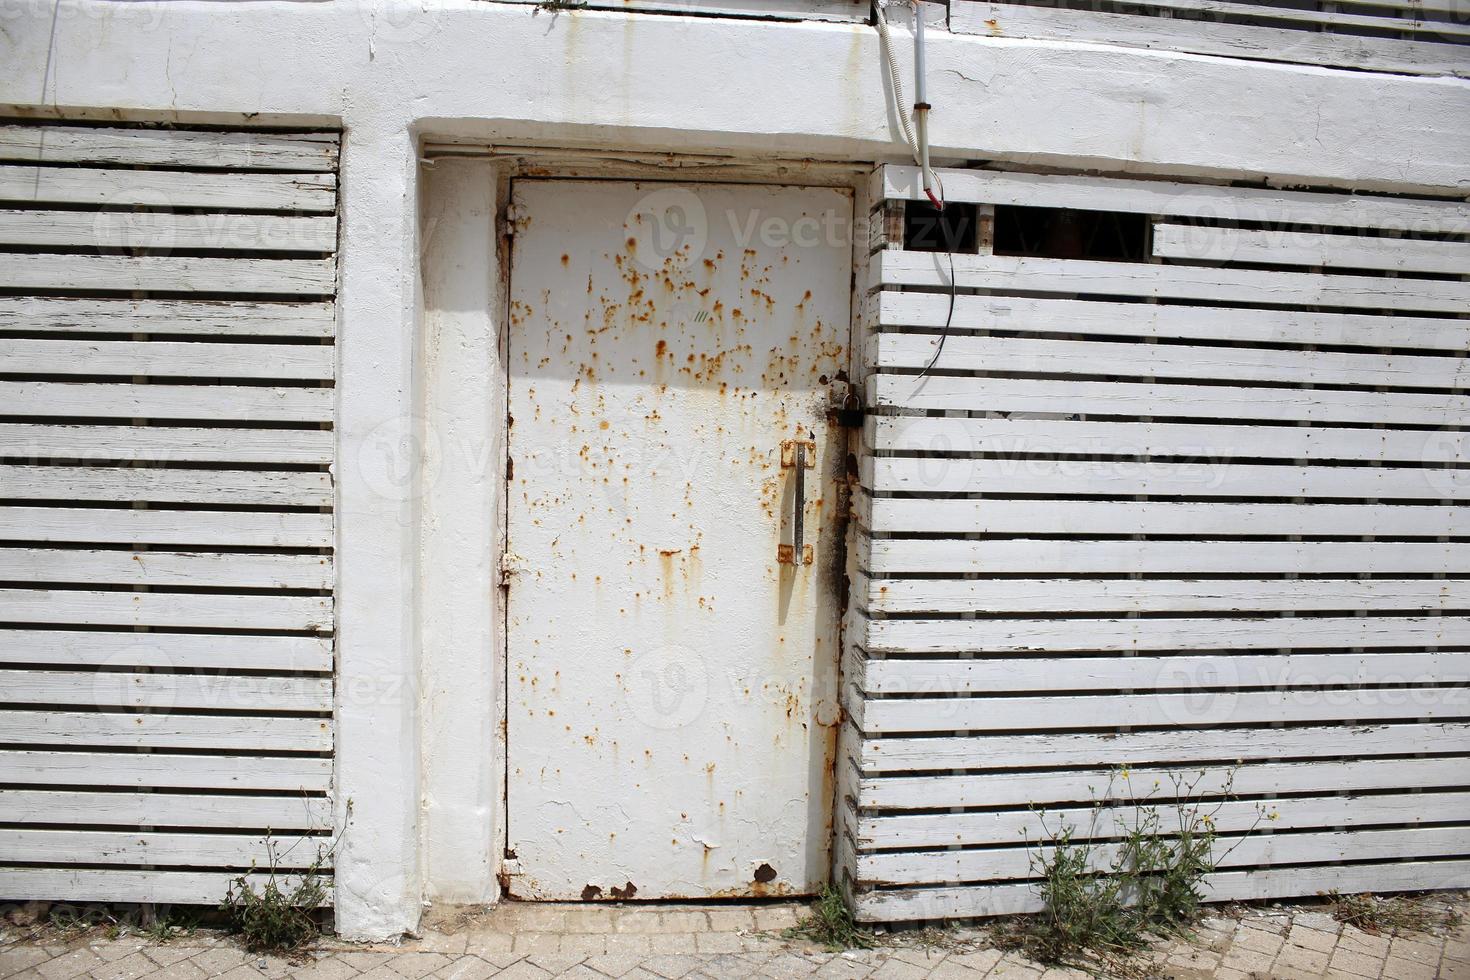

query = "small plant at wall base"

[
  {"left": 999, "top": 768, "right": 1269, "bottom": 968},
  {"left": 784, "top": 884, "right": 878, "bottom": 951},
  {"left": 220, "top": 837, "right": 331, "bottom": 953}
]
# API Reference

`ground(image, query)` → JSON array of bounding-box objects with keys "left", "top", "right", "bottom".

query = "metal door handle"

[{"left": 778, "top": 437, "right": 815, "bottom": 566}]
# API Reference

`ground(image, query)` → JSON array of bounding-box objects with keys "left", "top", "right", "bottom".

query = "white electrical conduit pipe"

[{"left": 873, "top": 0, "right": 942, "bottom": 209}]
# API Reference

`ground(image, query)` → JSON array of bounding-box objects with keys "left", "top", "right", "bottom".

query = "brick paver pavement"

[{"left": 2, "top": 894, "right": 1465, "bottom": 979}]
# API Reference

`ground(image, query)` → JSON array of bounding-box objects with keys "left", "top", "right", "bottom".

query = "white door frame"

[{"left": 416, "top": 148, "right": 873, "bottom": 906}]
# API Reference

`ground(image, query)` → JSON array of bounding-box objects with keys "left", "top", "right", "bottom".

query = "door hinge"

[{"left": 500, "top": 551, "right": 526, "bottom": 588}]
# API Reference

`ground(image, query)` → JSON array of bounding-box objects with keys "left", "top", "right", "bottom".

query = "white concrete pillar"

[
  {"left": 333, "top": 122, "right": 425, "bottom": 940},
  {"left": 419, "top": 157, "right": 504, "bottom": 904}
]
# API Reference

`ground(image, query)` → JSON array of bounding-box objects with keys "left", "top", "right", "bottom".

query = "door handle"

[{"left": 778, "top": 436, "right": 815, "bottom": 566}]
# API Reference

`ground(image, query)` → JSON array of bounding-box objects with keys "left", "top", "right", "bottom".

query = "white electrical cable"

[{"left": 873, "top": 0, "right": 920, "bottom": 165}]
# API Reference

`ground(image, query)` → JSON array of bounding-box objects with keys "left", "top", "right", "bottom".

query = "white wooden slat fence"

[
  {"left": 843, "top": 163, "right": 1470, "bottom": 921},
  {"left": 0, "top": 122, "right": 338, "bottom": 906},
  {"left": 949, "top": 0, "right": 1470, "bottom": 77}
]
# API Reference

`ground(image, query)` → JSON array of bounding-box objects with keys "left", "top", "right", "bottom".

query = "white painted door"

[{"left": 505, "top": 179, "right": 852, "bottom": 900}]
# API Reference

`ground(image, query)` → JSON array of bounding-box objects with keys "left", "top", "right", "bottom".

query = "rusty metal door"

[{"left": 504, "top": 179, "right": 852, "bottom": 899}]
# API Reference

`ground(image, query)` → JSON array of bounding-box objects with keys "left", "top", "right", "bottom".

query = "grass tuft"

[{"left": 784, "top": 885, "right": 878, "bottom": 951}]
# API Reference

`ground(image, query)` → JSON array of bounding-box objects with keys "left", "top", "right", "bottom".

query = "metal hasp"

[{"left": 778, "top": 436, "right": 816, "bottom": 566}]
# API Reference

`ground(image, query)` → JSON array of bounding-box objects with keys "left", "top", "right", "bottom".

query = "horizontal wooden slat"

[
  {"left": 0, "top": 298, "right": 336, "bottom": 337},
  {"left": 869, "top": 375, "right": 1469, "bottom": 426},
  {"left": 0, "top": 829, "right": 328, "bottom": 869},
  {"left": 0, "top": 589, "right": 332, "bottom": 631},
  {"left": 1069, "top": 0, "right": 1470, "bottom": 38},
  {"left": 0, "top": 868, "right": 331, "bottom": 905},
  {"left": 950, "top": 3, "right": 1470, "bottom": 77},
  {"left": 866, "top": 538, "right": 1470, "bottom": 574},
  {"left": 1153, "top": 224, "right": 1470, "bottom": 275},
  {"left": 0, "top": 209, "right": 336, "bottom": 252},
  {"left": 855, "top": 649, "right": 1470, "bottom": 690},
  {"left": 3, "top": 254, "right": 335, "bottom": 295},
  {"left": 858, "top": 789, "right": 1470, "bottom": 848},
  {"left": 859, "top": 757, "right": 1468, "bottom": 808},
  {"left": 0, "top": 382, "right": 333, "bottom": 422},
  {"left": 871, "top": 331, "right": 1470, "bottom": 390},
  {"left": 0, "top": 789, "right": 329, "bottom": 828},
  {"left": 856, "top": 687, "right": 1467, "bottom": 734},
  {"left": 864, "top": 456, "right": 1467, "bottom": 500},
  {"left": 0, "top": 166, "right": 336, "bottom": 212},
  {"left": 856, "top": 722, "right": 1470, "bottom": 773},
  {"left": 0, "top": 126, "right": 338, "bottom": 170},
  {"left": 854, "top": 860, "right": 1470, "bottom": 921},
  {"left": 862, "top": 497, "right": 1470, "bottom": 537},
  {"left": 857, "top": 575, "right": 1470, "bottom": 615},
  {"left": 873, "top": 251, "right": 1470, "bottom": 314},
  {"left": 861, "top": 826, "right": 1470, "bottom": 887},
  {"left": 0, "top": 549, "right": 332, "bottom": 589},
  {"left": 0, "top": 467, "right": 332, "bottom": 506},
  {"left": 0, "top": 424, "right": 333, "bottom": 464},
  {"left": 876, "top": 292, "right": 1470, "bottom": 351},
  {"left": 0, "top": 630, "right": 332, "bottom": 671},
  {"left": 0, "top": 508, "right": 333, "bottom": 547},
  {"left": 0, "top": 670, "right": 333, "bottom": 712},
  {"left": 866, "top": 415, "right": 1470, "bottom": 465},
  {"left": 1, "top": 339, "right": 334, "bottom": 380},
  {"left": 0, "top": 751, "right": 330, "bottom": 791},
  {"left": 877, "top": 166, "right": 1470, "bottom": 234},
  {"left": 0, "top": 710, "right": 332, "bottom": 751}
]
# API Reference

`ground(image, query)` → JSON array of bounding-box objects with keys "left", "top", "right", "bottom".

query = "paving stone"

[
  {"left": 1233, "top": 925, "right": 1286, "bottom": 956},
  {"left": 526, "top": 953, "right": 596, "bottom": 977},
  {"left": 1274, "top": 942, "right": 1330, "bottom": 977},
  {"left": 511, "top": 910, "right": 570, "bottom": 935},
  {"left": 1293, "top": 913, "right": 1340, "bottom": 934},
  {"left": 1381, "top": 956, "right": 1437, "bottom": 980},
  {"left": 865, "top": 958, "right": 929, "bottom": 980},
  {"left": 88, "top": 951, "right": 164, "bottom": 980},
  {"left": 597, "top": 938, "right": 652, "bottom": 958},
  {"left": 1327, "top": 946, "right": 1384, "bottom": 979},
  {"left": 559, "top": 937, "right": 608, "bottom": 959},
  {"left": 1337, "top": 931, "right": 1391, "bottom": 959},
  {"left": 493, "top": 962, "right": 553, "bottom": 980},
  {"left": 36, "top": 947, "right": 106, "bottom": 980},
  {"left": 289, "top": 956, "right": 363, "bottom": 980},
  {"left": 807, "top": 958, "right": 872, "bottom": 980},
  {"left": 1219, "top": 944, "right": 1276, "bottom": 976},
  {"left": 330, "top": 953, "right": 396, "bottom": 973},
  {"left": 584, "top": 952, "right": 656, "bottom": 978},
  {"left": 986, "top": 954, "right": 1043, "bottom": 980},
  {"left": 655, "top": 915, "right": 709, "bottom": 936},
  {"left": 693, "top": 934, "right": 745, "bottom": 955},
  {"left": 431, "top": 957, "right": 501, "bottom": 980},
  {"left": 914, "top": 961, "right": 981, "bottom": 980},
  {"left": 413, "top": 933, "right": 469, "bottom": 957},
  {"left": 641, "top": 953, "right": 706, "bottom": 979},
  {"left": 1287, "top": 924, "right": 1340, "bottom": 954},
  {"left": 646, "top": 937, "right": 700, "bottom": 956},
  {"left": 1389, "top": 937, "right": 1441, "bottom": 964},
  {"left": 1, "top": 945, "right": 56, "bottom": 978},
  {"left": 751, "top": 910, "right": 802, "bottom": 934},
  {"left": 148, "top": 960, "right": 210, "bottom": 980},
  {"left": 385, "top": 953, "right": 455, "bottom": 979},
  {"left": 564, "top": 911, "right": 618, "bottom": 935},
  {"left": 705, "top": 912, "right": 757, "bottom": 934},
  {"left": 887, "top": 949, "right": 947, "bottom": 969},
  {"left": 514, "top": 935, "right": 565, "bottom": 957},
  {"left": 555, "top": 967, "right": 613, "bottom": 980},
  {"left": 611, "top": 918, "right": 667, "bottom": 937},
  {"left": 944, "top": 950, "right": 1001, "bottom": 974}
]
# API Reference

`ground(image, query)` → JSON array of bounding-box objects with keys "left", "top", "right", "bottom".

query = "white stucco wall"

[{"left": 3, "top": 0, "right": 1465, "bottom": 941}]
